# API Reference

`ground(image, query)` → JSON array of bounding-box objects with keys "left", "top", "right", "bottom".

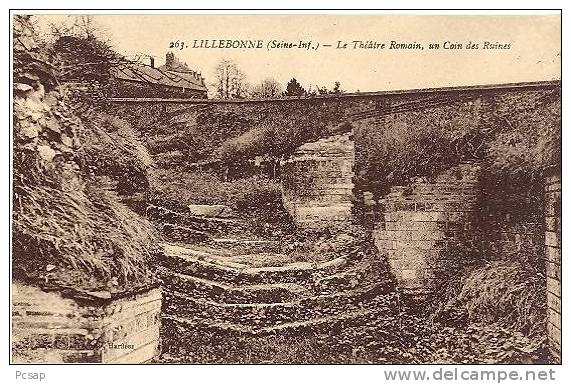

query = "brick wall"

[
  {"left": 544, "top": 167, "right": 561, "bottom": 362},
  {"left": 281, "top": 132, "right": 355, "bottom": 227},
  {"left": 372, "top": 163, "right": 481, "bottom": 294},
  {"left": 12, "top": 283, "right": 161, "bottom": 363},
  {"left": 371, "top": 162, "right": 552, "bottom": 297}
]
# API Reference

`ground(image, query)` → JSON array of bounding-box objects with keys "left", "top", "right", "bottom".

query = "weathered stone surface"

[
  {"left": 12, "top": 283, "right": 161, "bottom": 363},
  {"left": 372, "top": 163, "right": 481, "bottom": 295},
  {"left": 187, "top": 204, "right": 234, "bottom": 218},
  {"left": 281, "top": 132, "right": 354, "bottom": 227},
  {"left": 158, "top": 239, "right": 397, "bottom": 361}
]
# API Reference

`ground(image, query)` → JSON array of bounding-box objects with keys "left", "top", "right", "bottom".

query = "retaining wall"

[
  {"left": 544, "top": 168, "right": 561, "bottom": 362},
  {"left": 109, "top": 82, "right": 559, "bottom": 171}
]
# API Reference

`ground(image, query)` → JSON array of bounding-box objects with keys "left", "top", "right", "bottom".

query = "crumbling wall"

[
  {"left": 372, "top": 163, "right": 481, "bottom": 294},
  {"left": 371, "top": 162, "right": 552, "bottom": 297},
  {"left": 12, "top": 283, "right": 161, "bottom": 363},
  {"left": 281, "top": 132, "right": 354, "bottom": 227}
]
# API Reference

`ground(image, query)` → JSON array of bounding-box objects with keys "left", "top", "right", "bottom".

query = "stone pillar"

[
  {"left": 281, "top": 132, "right": 354, "bottom": 227},
  {"left": 373, "top": 163, "right": 480, "bottom": 296},
  {"left": 544, "top": 166, "right": 561, "bottom": 362}
]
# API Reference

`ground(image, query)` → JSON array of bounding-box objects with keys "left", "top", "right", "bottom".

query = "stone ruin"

[{"left": 281, "top": 131, "right": 355, "bottom": 227}]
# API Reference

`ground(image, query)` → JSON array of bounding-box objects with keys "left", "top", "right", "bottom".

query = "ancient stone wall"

[
  {"left": 544, "top": 167, "right": 561, "bottom": 362},
  {"left": 372, "top": 163, "right": 481, "bottom": 294},
  {"left": 109, "top": 82, "right": 559, "bottom": 171},
  {"left": 281, "top": 132, "right": 355, "bottom": 227},
  {"left": 371, "top": 164, "right": 559, "bottom": 322},
  {"left": 12, "top": 283, "right": 161, "bottom": 363}
]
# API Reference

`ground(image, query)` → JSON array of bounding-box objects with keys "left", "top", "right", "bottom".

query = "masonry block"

[
  {"left": 373, "top": 163, "right": 481, "bottom": 295},
  {"left": 12, "top": 283, "right": 161, "bottom": 364},
  {"left": 281, "top": 132, "right": 354, "bottom": 227}
]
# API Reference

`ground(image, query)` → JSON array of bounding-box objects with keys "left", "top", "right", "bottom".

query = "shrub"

[
  {"left": 215, "top": 107, "right": 351, "bottom": 163},
  {"left": 482, "top": 89, "right": 561, "bottom": 194},
  {"left": 14, "top": 178, "right": 157, "bottom": 290},
  {"left": 354, "top": 88, "right": 560, "bottom": 203},
  {"left": 80, "top": 113, "right": 153, "bottom": 195},
  {"left": 356, "top": 100, "right": 481, "bottom": 199},
  {"left": 149, "top": 169, "right": 284, "bottom": 214}
]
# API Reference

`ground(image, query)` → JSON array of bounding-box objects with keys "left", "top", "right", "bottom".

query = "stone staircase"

[{"left": 150, "top": 204, "right": 399, "bottom": 363}]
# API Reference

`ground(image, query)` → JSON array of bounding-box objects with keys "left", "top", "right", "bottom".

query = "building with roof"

[{"left": 108, "top": 52, "right": 207, "bottom": 99}]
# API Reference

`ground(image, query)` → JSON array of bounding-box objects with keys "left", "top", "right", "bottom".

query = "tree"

[
  {"left": 312, "top": 81, "right": 345, "bottom": 96},
  {"left": 250, "top": 78, "right": 283, "bottom": 99},
  {"left": 331, "top": 81, "right": 344, "bottom": 94},
  {"left": 213, "top": 58, "right": 248, "bottom": 99},
  {"left": 283, "top": 78, "right": 306, "bottom": 97},
  {"left": 46, "top": 15, "right": 110, "bottom": 42}
]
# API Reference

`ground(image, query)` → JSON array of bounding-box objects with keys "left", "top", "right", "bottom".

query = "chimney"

[
  {"left": 165, "top": 52, "right": 175, "bottom": 69},
  {"left": 150, "top": 56, "right": 155, "bottom": 68}
]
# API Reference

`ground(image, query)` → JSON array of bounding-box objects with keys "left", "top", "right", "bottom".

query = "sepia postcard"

[{"left": 10, "top": 10, "right": 561, "bottom": 371}]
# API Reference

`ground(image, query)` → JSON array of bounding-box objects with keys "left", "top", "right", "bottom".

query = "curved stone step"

[
  {"left": 160, "top": 268, "right": 311, "bottom": 304},
  {"left": 147, "top": 204, "right": 250, "bottom": 236},
  {"left": 222, "top": 252, "right": 297, "bottom": 268},
  {"left": 209, "top": 238, "right": 283, "bottom": 254},
  {"left": 156, "top": 223, "right": 211, "bottom": 243},
  {"left": 161, "top": 302, "right": 394, "bottom": 337},
  {"left": 163, "top": 283, "right": 395, "bottom": 328},
  {"left": 159, "top": 243, "right": 350, "bottom": 285},
  {"left": 160, "top": 243, "right": 249, "bottom": 269}
]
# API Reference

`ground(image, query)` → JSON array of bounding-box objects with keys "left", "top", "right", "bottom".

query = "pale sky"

[{"left": 33, "top": 14, "right": 561, "bottom": 93}]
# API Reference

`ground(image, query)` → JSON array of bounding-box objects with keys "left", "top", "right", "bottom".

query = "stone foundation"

[
  {"left": 372, "top": 163, "right": 481, "bottom": 294},
  {"left": 12, "top": 283, "right": 161, "bottom": 363},
  {"left": 281, "top": 132, "right": 354, "bottom": 227},
  {"left": 544, "top": 167, "right": 561, "bottom": 362}
]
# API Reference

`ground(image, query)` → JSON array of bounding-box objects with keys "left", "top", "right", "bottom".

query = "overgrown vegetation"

[
  {"left": 147, "top": 87, "right": 558, "bottom": 364},
  {"left": 80, "top": 113, "right": 153, "bottom": 195},
  {"left": 421, "top": 259, "right": 549, "bottom": 363},
  {"left": 15, "top": 15, "right": 560, "bottom": 365},
  {"left": 356, "top": 100, "right": 482, "bottom": 199},
  {"left": 458, "top": 261, "right": 547, "bottom": 337},
  {"left": 216, "top": 109, "right": 351, "bottom": 164},
  {"left": 483, "top": 90, "right": 561, "bottom": 186},
  {"left": 13, "top": 15, "right": 157, "bottom": 292},
  {"left": 148, "top": 169, "right": 287, "bottom": 222},
  {"left": 355, "top": 90, "right": 560, "bottom": 201}
]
